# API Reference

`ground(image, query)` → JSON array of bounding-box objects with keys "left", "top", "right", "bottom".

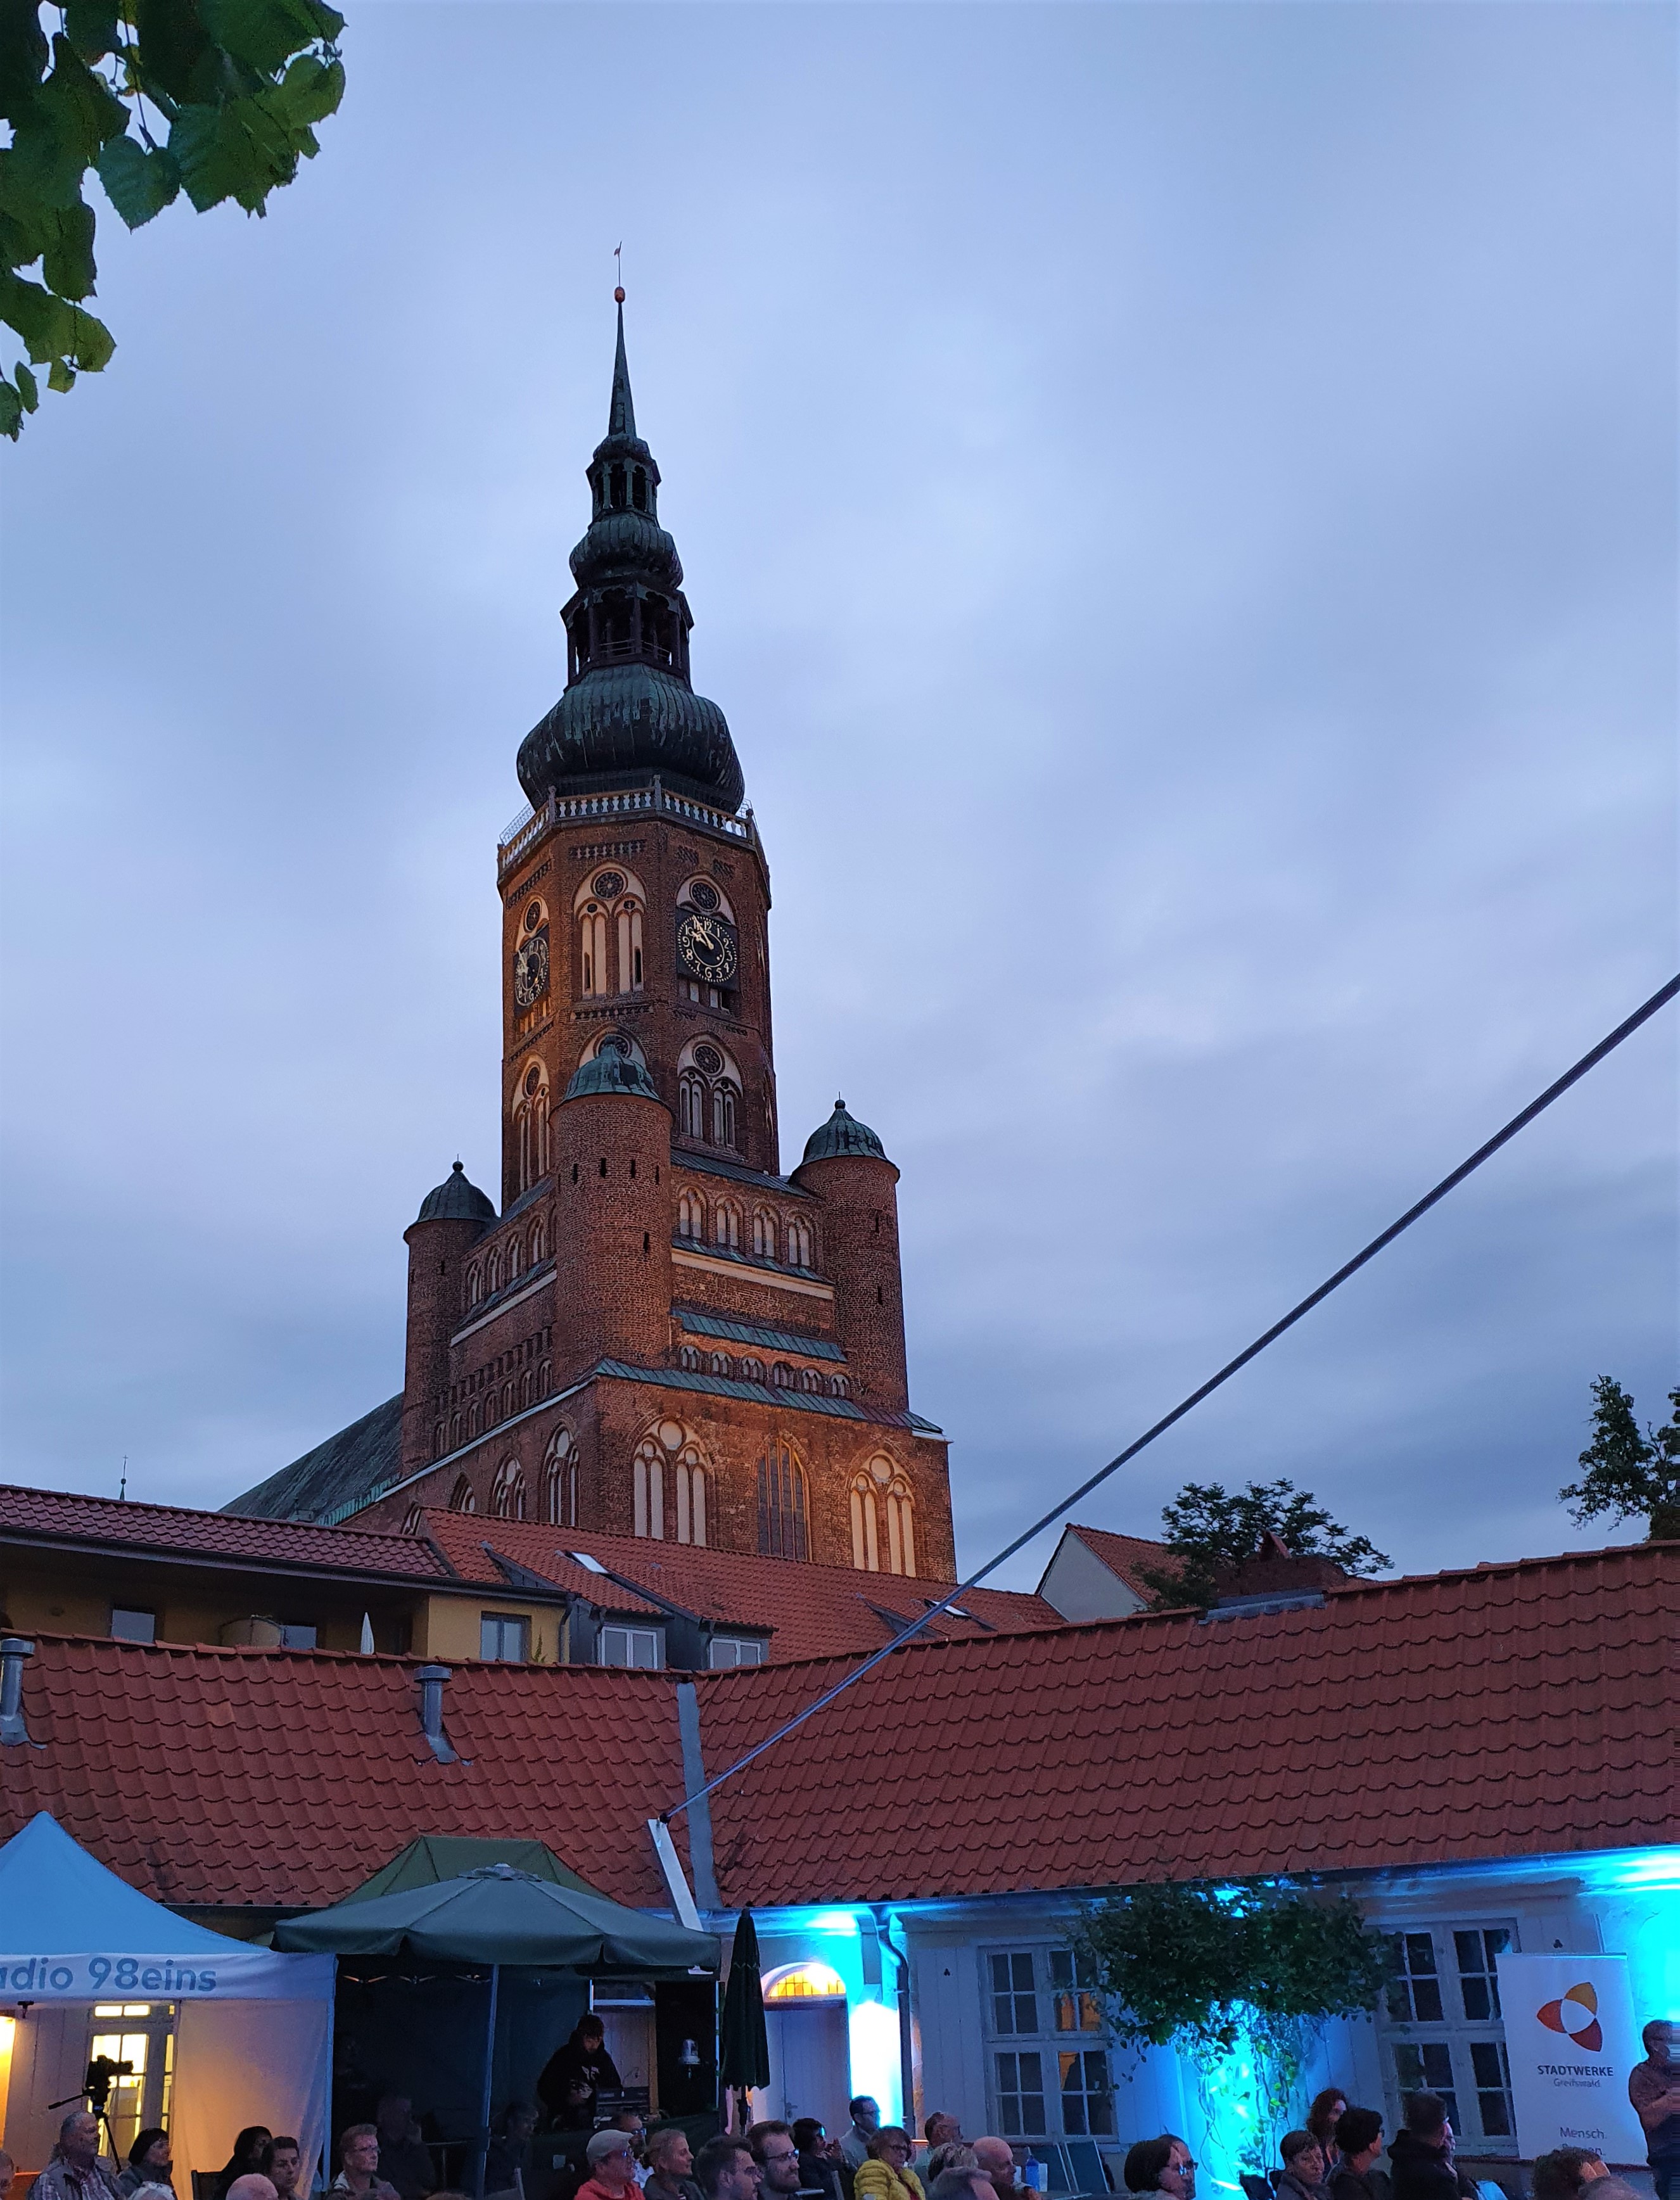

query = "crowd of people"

[{"left": 8, "top": 2016, "right": 1677, "bottom": 2200}]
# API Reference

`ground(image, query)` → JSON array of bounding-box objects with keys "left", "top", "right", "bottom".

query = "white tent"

[{"left": 0, "top": 1814, "right": 334, "bottom": 2196}]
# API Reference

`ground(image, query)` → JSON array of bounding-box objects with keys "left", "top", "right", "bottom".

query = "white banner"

[
  {"left": 1495, "top": 1952, "right": 1648, "bottom": 2165},
  {"left": 0, "top": 1947, "right": 334, "bottom": 2000}
]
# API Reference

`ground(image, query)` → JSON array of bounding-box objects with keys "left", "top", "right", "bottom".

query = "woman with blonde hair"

[{"left": 853, "top": 2131, "right": 925, "bottom": 2200}]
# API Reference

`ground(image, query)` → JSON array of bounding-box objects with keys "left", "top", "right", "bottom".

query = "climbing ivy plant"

[
  {"left": 1078, "top": 1878, "right": 1393, "bottom": 2173},
  {"left": 0, "top": 0, "right": 345, "bottom": 438}
]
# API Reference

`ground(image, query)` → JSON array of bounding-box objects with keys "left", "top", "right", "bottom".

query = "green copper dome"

[
  {"left": 415, "top": 1160, "right": 497, "bottom": 1226},
  {"left": 801, "top": 1097, "right": 888, "bottom": 1164},
  {"left": 518, "top": 304, "right": 745, "bottom": 814},
  {"left": 564, "top": 1048, "right": 665, "bottom": 1103}
]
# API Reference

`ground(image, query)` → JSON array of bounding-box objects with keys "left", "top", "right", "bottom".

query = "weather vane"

[{"left": 614, "top": 242, "right": 624, "bottom": 304}]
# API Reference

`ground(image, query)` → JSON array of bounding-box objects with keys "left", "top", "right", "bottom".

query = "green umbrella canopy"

[
  {"left": 339, "top": 1836, "right": 604, "bottom": 1905},
  {"left": 274, "top": 1864, "right": 719, "bottom": 1971},
  {"left": 718, "top": 1909, "right": 769, "bottom": 2090}
]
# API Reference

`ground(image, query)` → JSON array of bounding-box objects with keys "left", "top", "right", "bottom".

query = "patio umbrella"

[
  {"left": 277, "top": 1867, "right": 718, "bottom": 2196},
  {"left": 718, "top": 1909, "right": 768, "bottom": 2130}
]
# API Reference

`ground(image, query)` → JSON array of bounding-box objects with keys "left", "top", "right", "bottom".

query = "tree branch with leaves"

[
  {"left": 0, "top": 0, "right": 345, "bottom": 438},
  {"left": 1138, "top": 1477, "right": 1392, "bottom": 1612},
  {"left": 1560, "top": 1376, "right": 1679, "bottom": 1542}
]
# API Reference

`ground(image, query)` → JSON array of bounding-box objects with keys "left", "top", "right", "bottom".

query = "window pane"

[
  {"left": 990, "top": 1950, "right": 1038, "bottom": 2035},
  {"left": 111, "top": 1608, "right": 155, "bottom": 1644},
  {"left": 1470, "top": 2040, "right": 1513, "bottom": 2137},
  {"left": 1454, "top": 1929, "right": 1509, "bottom": 2021}
]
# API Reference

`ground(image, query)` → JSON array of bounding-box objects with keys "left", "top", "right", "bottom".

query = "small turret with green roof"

[{"left": 801, "top": 1097, "right": 888, "bottom": 1166}]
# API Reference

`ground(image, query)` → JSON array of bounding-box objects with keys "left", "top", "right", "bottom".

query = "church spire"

[{"left": 608, "top": 298, "right": 637, "bottom": 442}]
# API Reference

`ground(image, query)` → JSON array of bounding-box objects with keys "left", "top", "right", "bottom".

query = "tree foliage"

[
  {"left": 1560, "top": 1377, "right": 1680, "bottom": 1542},
  {"left": 0, "top": 0, "right": 345, "bottom": 437},
  {"left": 1138, "top": 1476, "right": 1392, "bottom": 1611},
  {"left": 1078, "top": 1876, "right": 1393, "bottom": 2057}
]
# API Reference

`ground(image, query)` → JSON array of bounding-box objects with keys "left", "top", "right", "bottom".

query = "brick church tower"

[{"left": 336, "top": 307, "right": 955, "bottom": 1579}]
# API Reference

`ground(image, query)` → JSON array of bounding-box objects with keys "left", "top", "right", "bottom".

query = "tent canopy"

[
  {"left": 276, "top": 1863, "right": 719, "bottom": 1971},
  {"left": 340, "top": 1835, "right": 603, "bottom": 1905}
]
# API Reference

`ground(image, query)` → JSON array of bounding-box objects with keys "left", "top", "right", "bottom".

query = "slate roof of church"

[
  {"left": 222, "top": 1393, "right": 404, "bottom": 1522},
  {"left": 1, "top": 1541, "right": 1670, "bottom": 1916}
]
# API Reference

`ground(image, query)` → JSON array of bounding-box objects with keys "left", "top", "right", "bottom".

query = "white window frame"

[
  {"left": 709, "top": 1636, "right": 767, "bottom": 1669},
  {"left": 979, "top": 1941, "right": 1116, "bottom": 2142},
  {"left": 479, "top": 1611, "right": 530, "bottom": 1662},
  {"left": 1375, "top": 1917, "right": 1520, "bottom": 2156},
  {"left": 600, "top": 1624, "right": 663, "bottom": 1669}
]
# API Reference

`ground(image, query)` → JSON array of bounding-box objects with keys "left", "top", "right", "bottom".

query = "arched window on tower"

[
  {"left": 617, "top": 898, "right": 645, "bottom": 993},
  {"left": 449, "top": 1474, "right": 476, "bottom": 1514},
  {"left": 544, "top": 1428, "right": 577, "bottom": 1526},
  {"left": 758, "top": 1440, "right": 809, "bottom": 1561},
  {"left": 466, "top": 1263, "right": 482, "bottom": 1309},
  {"left": 787, "top": 1216, "right": 813, "bottom": 1269},
  {"left": 677, "top": 1188, "right": 705, "bottom": 1242},
  {"left": 678, "top": 1072, "right": 706, "bottom": 1141},
  {"left": 633, "top": 1420, "right": 710, "bottom": 1546},
  {"left": 678, "top": 1345, "right": 701, "bottom": 1371},
  {"left": 490, "top": 1458, "right": 526, "bottom": 1520},
  {"left": 485, "top": 1249, "right": 502, "bottom": 1296},
  {"left": 752, "top": 1208, "right": 777, "bottom": 1259},
  {"left": 713, "top": 1200, "right": 741, "bottom": 1250},
  {"left": 850, "top": 1458, "right": 915, "bottom": 1575},
  {"left": 580, "top": 899, "right": 609, "bottom": 996},
  {"left": 530, "top": 1219, "right": 545, "bottom": 1265},
  {"left": 514, "top": 1062, "right": 550, "bottom": 1197},
  {"left": 713, "top": 1081, "right": 739, "bottom": 1151}
]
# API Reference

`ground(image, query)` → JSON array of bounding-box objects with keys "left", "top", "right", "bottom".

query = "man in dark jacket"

[
  {"left": 1387, "top": 2097, "right": 1460, "bottom": 2200},
  {"left": 1329, "top": 2111, "right": 1384, "bottom": 2200},
  {"left": 538, "top": 2020, "right": 624, "bottom": 2131}
]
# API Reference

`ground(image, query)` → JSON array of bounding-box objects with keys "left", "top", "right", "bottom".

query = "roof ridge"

[{"left": 0, "top": 1479, "right": 420, "bottom": 1544}]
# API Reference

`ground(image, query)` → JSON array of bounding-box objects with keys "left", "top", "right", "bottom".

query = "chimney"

[
  {"left": 1206, "top": 1535, "right": 1349, "bottom": 1619},
  {"left": 415, "top": 1663, "right": 460, "bottom": 1764},
  {"left": 1, "top": 1636, "right": 36, "bottom": 1747}
]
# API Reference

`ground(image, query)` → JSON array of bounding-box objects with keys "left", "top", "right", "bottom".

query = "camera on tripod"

[{"left": 85, "top": 2056, "right": 134, "bottom": 2112}]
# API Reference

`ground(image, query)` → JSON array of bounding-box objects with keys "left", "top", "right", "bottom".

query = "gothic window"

[
  {"left": 544, "top": 1428, "right": 578, "bottom": 1527},
  {"left": 537, "top": 1358, "right": 550, "bottom": 1396},
  {"left": 752, "top": 1208, "right": 777, "bottom": 1258},
  {"left": 580, "top": 900, "right": 609, "bottom": 996},
  {"left": 787, "top": 1216, "right": 813, "bottom": 1268},
  {"left": 677, "top": 1188, "right": 705, "bottom": 1241},
  {"left": 486, "top": 1250, "right": 502, "bottom": 1295},
  {"left": 466, "top": 1263, "right": 482, "bottom": 1308},
  {"left": 713, "top": 1080, "right": 739, "bottom": 1150},
  {"left": 740, "top": 1356, "right": 764, "bottom": 1383},
  {"left": 770, "top": 1361, "right": 792, "bottom": 1388},
  {"left": 758, "top": 1440, "right": 809, "bottom": 1561},
  {"left": 521, "top": 1370, "right": 533, "bottom": 1408},
  {"left": 678, "top": 1072, "right": 706, "bottom": 1140},
  {"left": 851, "top": 1458, "right": 916, "bottom": 1575},
  {"left": 449, "top": 1475, "right": 476, "bottom": 1514},
  {"left": 507, "top": 1236, "right": 523, "bottom": 1281},
  {"left": 829, "top": 1373, "right": 850, "bottom": 1399},
  {"left": 530, "top": 1220, "right": 545, "bottom": 1264},
  {"left": 502, "top": 1380, "right": 514, "bottom": 1420},
  {"left": 402, "top": 1504, "right": 423, "bottom": 1536},
  {"left": 714, "top": 1200, "right": 741, "bottom": 1250},
  {"left": 617, "top": 899, "right": 645, "bottom": 993},
  {"left": 678, "top": 1345, "right": 702, "bottom": 1371},
  {"left": 450, "top": 1413, "right": 463, "bottom": 1447},
  {"left": 514, "top": 1062, "right": 550, "bottom": 1195},
  {"left": 797, "top": 1366, "right": 822, "bottom": 1393},
  {"left": 433, "top": 1422, "right": 445, "bottom": 1458},
  {"left": 632, "top": 1419, "right": 710, "bottom": 1546},
  {"left": 468, "top": 1401, "right": 481, "bottom": 1436},
  {"left": 490, "top": 1458, "right": 526, "bottom": 1520},
  {"left": 710, "top": 1351, "right": 730, "bottom": 1376}
]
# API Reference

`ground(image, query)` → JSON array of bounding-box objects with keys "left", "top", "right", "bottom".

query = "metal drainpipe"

[
  {"left": 416, "top": 1663, "right": 459, "bottom": 1764},
  {"left": 874, "top": 1906, "right": 915, "bottom": 2135},
  {"left": 0, "top": 1637, "right": 37, "bottom": 1746}
]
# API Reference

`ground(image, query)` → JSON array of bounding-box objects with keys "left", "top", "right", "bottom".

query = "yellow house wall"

[{"left": 416, "top": 1594, "right": 565, "bottom": 1664}]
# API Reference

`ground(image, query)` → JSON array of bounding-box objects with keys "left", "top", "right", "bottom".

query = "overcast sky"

[{"left": 1, "top": 1, "right": 1674, "bottom": 1589}]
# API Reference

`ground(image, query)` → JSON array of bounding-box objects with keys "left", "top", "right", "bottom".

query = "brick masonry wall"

[{"left": 788, "top": 1152, "right": 909, "bottom": 1411}]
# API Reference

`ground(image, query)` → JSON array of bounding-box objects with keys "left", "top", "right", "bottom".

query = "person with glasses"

[
  {"left": 853, "top": 2130, "right": 924, "bottom": 2200},
  {"left": 1123, "top": 2138, "right": 1195, "bottom": 2200}
]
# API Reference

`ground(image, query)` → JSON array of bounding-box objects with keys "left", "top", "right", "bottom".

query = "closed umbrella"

[
  {"left": 718, "top": 1910, "right": 768, "bottom": 2132},
  {"left": 277, "top": 1867, "right": 718, "bottom": 2195}
]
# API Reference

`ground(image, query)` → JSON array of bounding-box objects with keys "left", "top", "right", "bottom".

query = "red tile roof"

[
  {"left": 0, "top": 1634, "right": 690, "bottom": 1911},
  {"left": 0, "top": 1482, "right": 451, "bottom": 1579},
  {"left": 1061, "top": 1524, "right": 1175, "bottom": 1599},
  {"left": 696, "top": 1541, "right": 1679, "bottom": 1904},
  {"left": 423, "top": 1512, "right": 1066, "bottom": 1659},
  {"left": 1, "top": 1542, "right": 1669, "bottom": 1918}
]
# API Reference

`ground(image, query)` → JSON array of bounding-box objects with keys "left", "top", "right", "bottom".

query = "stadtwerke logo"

[{"left": 1537, "top": 1982, "right": 1603, "bottom": 2054}]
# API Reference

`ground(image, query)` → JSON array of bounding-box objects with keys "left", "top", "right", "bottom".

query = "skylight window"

[{"left": 568, "top": 1550, "right": 608, "bottom": 1575}]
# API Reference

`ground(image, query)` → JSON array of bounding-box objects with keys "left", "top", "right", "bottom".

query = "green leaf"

[
  {"left": 15, "top": 357, "right": 38, "bottom": 409},
  {"left": 133, "top": 0, "right": 213, "bottom": 106},
  {"left": 274, "top": 49, "right": 342, "bottom": 127},
  {"left": 65, "top": 297, "right": 114, "bottom": 369},
  {"left": 0, "top": 0, "right": 51, "bottom": 125},
  {"left": 0, "top": 375, "right": 20, "bottom": 439},
  {"left": 98, "top": 131, "right": 182, "bottom": 226},
  {"left": 41, "top": 198, "right": 98, "bottom": 298},
  {"left": 0, "top": 263, "right": 79, "bottom": 359},
  {"left": 48, "top": 353, "right": 75, "bottom": 390},
  {"left": 170, "top": 89, "right": 302, "bottom": 211},
  {"left": 64, "top": 0, "right": 122, "bottom": 63},
  {"left": 199, "top": 0, "right": 331, "bottom": 78},
  {"left": 42, "top": 34, "right": 130, "bottom": 149}
]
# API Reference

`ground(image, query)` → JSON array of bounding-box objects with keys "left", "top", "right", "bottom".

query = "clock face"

[
  {"left": 677, "top": 910, "right": 738, "bottom": 984},
  {"left": 513, "top": 927, "right": 549, "bottom": 1008}
]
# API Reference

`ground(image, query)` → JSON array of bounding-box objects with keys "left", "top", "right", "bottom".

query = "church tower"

[{"left": 363, "top": 305, "right": 954, "bottom": 1584}]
